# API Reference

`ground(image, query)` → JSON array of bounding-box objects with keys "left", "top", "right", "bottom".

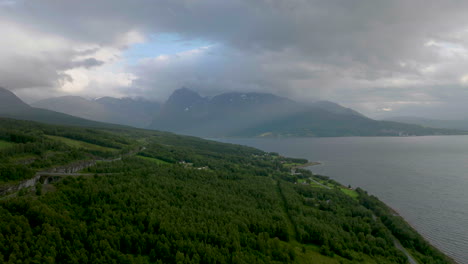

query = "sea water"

[{"left": 217, "top": 136, "right": 468, "bottom": 263}]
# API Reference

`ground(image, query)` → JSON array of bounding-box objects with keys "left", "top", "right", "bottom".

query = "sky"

[{"left": 2, "top": 0, "right": 468, "bottom": 119}]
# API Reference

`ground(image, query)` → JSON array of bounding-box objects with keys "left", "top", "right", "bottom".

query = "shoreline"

[
  {"left": 293, "top": 161, "right": 322, "bottom": 169},
  {"left": 301, "top": 166, "right": 459, "bottom": 264},
  {"left": 214, "top": 138, "right": 460, "bottom": 263}
]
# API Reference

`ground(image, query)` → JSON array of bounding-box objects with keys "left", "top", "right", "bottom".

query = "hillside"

[
  {"left": 14, "top": 87, "right": 465, "bottom": 137},
  {"left": 385, "top": 116, "right": 468, "bottom": 131},
  {"left": 0, "top": 118, "right": 455, "bottom": 264},
  {"left": 32, "top": 96, "right": 113, "bottom": 122},
  {"left": 0, "top": 87, "right": 30, "bottom": 112},
  {"left": 33, "top": 96, "right": 161, "bottom": 128},
  {"left": 0, "top": 87, "right": 127, "bottom": 129},
  {"left": 150, "top": 88, "right": 465, "bottom": 137}
]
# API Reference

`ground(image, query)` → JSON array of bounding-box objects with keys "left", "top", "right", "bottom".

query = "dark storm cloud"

[
  {"left": 3, "top": 0, "right": 468, "bottom": 117},
  {"left": 5, "top": 0, "right": 464, "bottom": 65},
  {"left": 71, "top": 58, "right": 105, "bottom": 69}
]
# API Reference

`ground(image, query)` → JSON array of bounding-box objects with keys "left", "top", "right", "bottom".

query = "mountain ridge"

[
  {"left": 0, "top": 87, "right": 31, "bottom": 112},
  {"left": 150, "top": 88, "right": 465, "bottom": 137},
  {"left": 3, "top": 86, "right": 465, "bottom": 137},
  {"left": 385, "top": 116, "right": 468, "bottom": 131},
  {"left": 32, "top": 95, "right": 161, "bottom": 128},
  {"left": 0, "top": 87, "right": 128, "bottom": 129}
]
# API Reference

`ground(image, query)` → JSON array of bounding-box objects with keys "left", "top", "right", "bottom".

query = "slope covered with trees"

[{"left": 0, "top": 118, "right": 455, "bottom": 263}]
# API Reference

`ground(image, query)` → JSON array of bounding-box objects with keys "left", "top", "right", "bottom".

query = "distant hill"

[
  {"left": 0, "top": 87, "right": 30, "bottom": 112},
  {"left": 6, "top": 86, "right": 465, "bottom": 137},
  {"left": 0, "top": 87, "right": 125, "bottom": 128},
  {"left": 32, "top": 96, "right": 160, "bottom": 128},
  {"left": 385, "top": 116, "right": 468, "bottom": 131},
  {"left": 152, "top": 88, "right": 301, "bottom": 136},
  {"left": 310, "top": 100, "right": 365, "bottom": 117},
  {"left": 150, "top": 88, "right": 465, "bottom": 137}
]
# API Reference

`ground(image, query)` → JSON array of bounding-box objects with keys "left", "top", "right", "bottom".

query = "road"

[
  {"left": 1, "top": 145, "right": 144, "bottom": 197},
  {"left": 309, "top": 177, "right": 331, "bottom": 189},
  {"left": 37, "top": 172, "right": 115, "bottom": 177},
  {"left": 393, "top": 238, "right": 419, "bottom": 264}
]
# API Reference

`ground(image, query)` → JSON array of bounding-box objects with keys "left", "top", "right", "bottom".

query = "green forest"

[{"left": 0, "top": 118, "right": 455, "bottom": 263}]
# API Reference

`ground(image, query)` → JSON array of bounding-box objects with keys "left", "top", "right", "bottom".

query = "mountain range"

[
  {"left": 149, "top": 88, "right": 465, "bottom": 137},
  {"left": 32, "top": 96, "right": 160, "bottom": 128},
  {"left": 1, "top": 86, "right": 465, "bottom": 137},
  {"left": 0, "top": 87, "right": 124, "bottom": 128},
  {"left": 385, "top": 116, "right": 468, "bottom": 131}
]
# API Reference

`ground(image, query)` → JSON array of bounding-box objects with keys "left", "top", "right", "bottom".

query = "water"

[{"left": 217, "top": 136, "right": 468, "bottom": 264}]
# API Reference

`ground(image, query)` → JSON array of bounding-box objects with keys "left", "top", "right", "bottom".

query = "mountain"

[
  {"left": 153, "top": 88, "right": 301, "bottom": 136},
  {"left": 96, "top": 97, "right": 161, "bottom": 127},
  {"left": 150, "top": 88, "right": 464, "bottom": 137},
  {"left": 311, "top": 100, "right": 365, "bottom": 117},
  {"left": 385, "top": 116, "right": 468, "bottom": 131},
  {"left": 0, "top": 87, "right": 31, "bottom": 112},
  {"left": 32, "top": 96, "right": 111, "bottom": 121},
  {"left": 0, "top": 87, "right": 124, "bottom": 128},
  {"left": 32, "top": 96, "right": 160, "bottom": 128}
]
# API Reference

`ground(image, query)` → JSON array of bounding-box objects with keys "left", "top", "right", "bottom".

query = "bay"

[{"left": 217, "top": 136, "right": 468, "bottom": 264}]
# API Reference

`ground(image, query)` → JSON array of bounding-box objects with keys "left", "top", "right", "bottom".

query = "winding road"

[{"left": 1, "top": 146, "right": 145, "bottom": 197}]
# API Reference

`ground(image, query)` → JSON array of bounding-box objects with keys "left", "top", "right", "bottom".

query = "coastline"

[
  {"left": 212, "top": 137, "right": 462, "bottom": 263},
  {"left": 293, "top": 159, "right": 454, "bottom": 263},
  {"left": 302, "top": 165, "right": 459, "bottom": 264},
  {"left": 293, "top": 161, "right": 322, "bottom": 169}
]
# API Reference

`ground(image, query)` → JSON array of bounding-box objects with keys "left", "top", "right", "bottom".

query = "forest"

[{"left": 0, "top": 118, "right": 456, "bottom": 263}]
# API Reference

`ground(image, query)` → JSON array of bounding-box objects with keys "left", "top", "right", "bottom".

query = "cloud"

[
  {"left": 0, "top": 14, "right": 142, "bottom": 101},
  {"left": 70, "top": 58, "right": 105, "bottom": 69},
  {"left": 3, "top": 1, "right": 468, "bottom": 117}
]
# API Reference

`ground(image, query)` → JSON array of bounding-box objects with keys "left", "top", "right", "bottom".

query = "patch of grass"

[
  {"left": 292, "top": 243, "right": 393, "bottom": 264},
  {"left": 0, "top": 140, "right": 14, "bottom": 149},
  {"left": 283, "top": 162, "right": 303, "bottom": 168},
  {"left": 46, "top": 135, "right": 116, "bottom": 152},
  {"left": 310, "top": 177, "right": 358, "bottom": 199},
  {"left": 294, "top": 242, "right": 398, "bottom": 264},
  {"left": 10, "top": 154, "right": 37, "bottom": 160},
  {"left": 340, "top": 188, "right": 359, "bottom": 199},
  {"left": 292, "top": 243, "right": 341, "bottom": 264},
  {"left": 309, "top": 181, "right": 328, "bottom": 189},
  {"left": 137, "top": 155, "right": 170, "bottom": 164},
  {"left": 297, "top": 178, "right": 307, "bottom": 184},
  {"left": 9, "top": 154, "right": 38, "bottom": 165},
  {"left": 315, "top": 179, "right": 335, "bottom": 188}
]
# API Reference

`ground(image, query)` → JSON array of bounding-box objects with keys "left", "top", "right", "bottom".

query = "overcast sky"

[{"left": 2, "top": 0, "right": 468, "bottom": 119}]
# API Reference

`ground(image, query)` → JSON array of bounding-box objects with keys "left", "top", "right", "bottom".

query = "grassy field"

[
  {"left": 283, "top": 162, "right": 304, "bottom": 168},
  {"left": 315, "top": 179, "right": 335, "bottom": 188},
  {"left": 340, "top": 187, "right": 359, "bottom": 199},
  {"left": 0, "top": 140, "right": 14, "bottom": 149},
  {"left": 297, "top": 178, "right": 307, "bottom": 184},
  {"left": 46, "top": 135, "right": 117, "bottom": 152},
  {"left": 137, "top": 155, "right": 170, "bottom": 164},
  {"left": 309, "top": 181, "right": 328, "bottom": 189},
  {"left": 292, "top": 243, "right": 340, "bottom": 264},
  {"left": 310, "top": 177, "right": 359, "bottom": 199}
]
